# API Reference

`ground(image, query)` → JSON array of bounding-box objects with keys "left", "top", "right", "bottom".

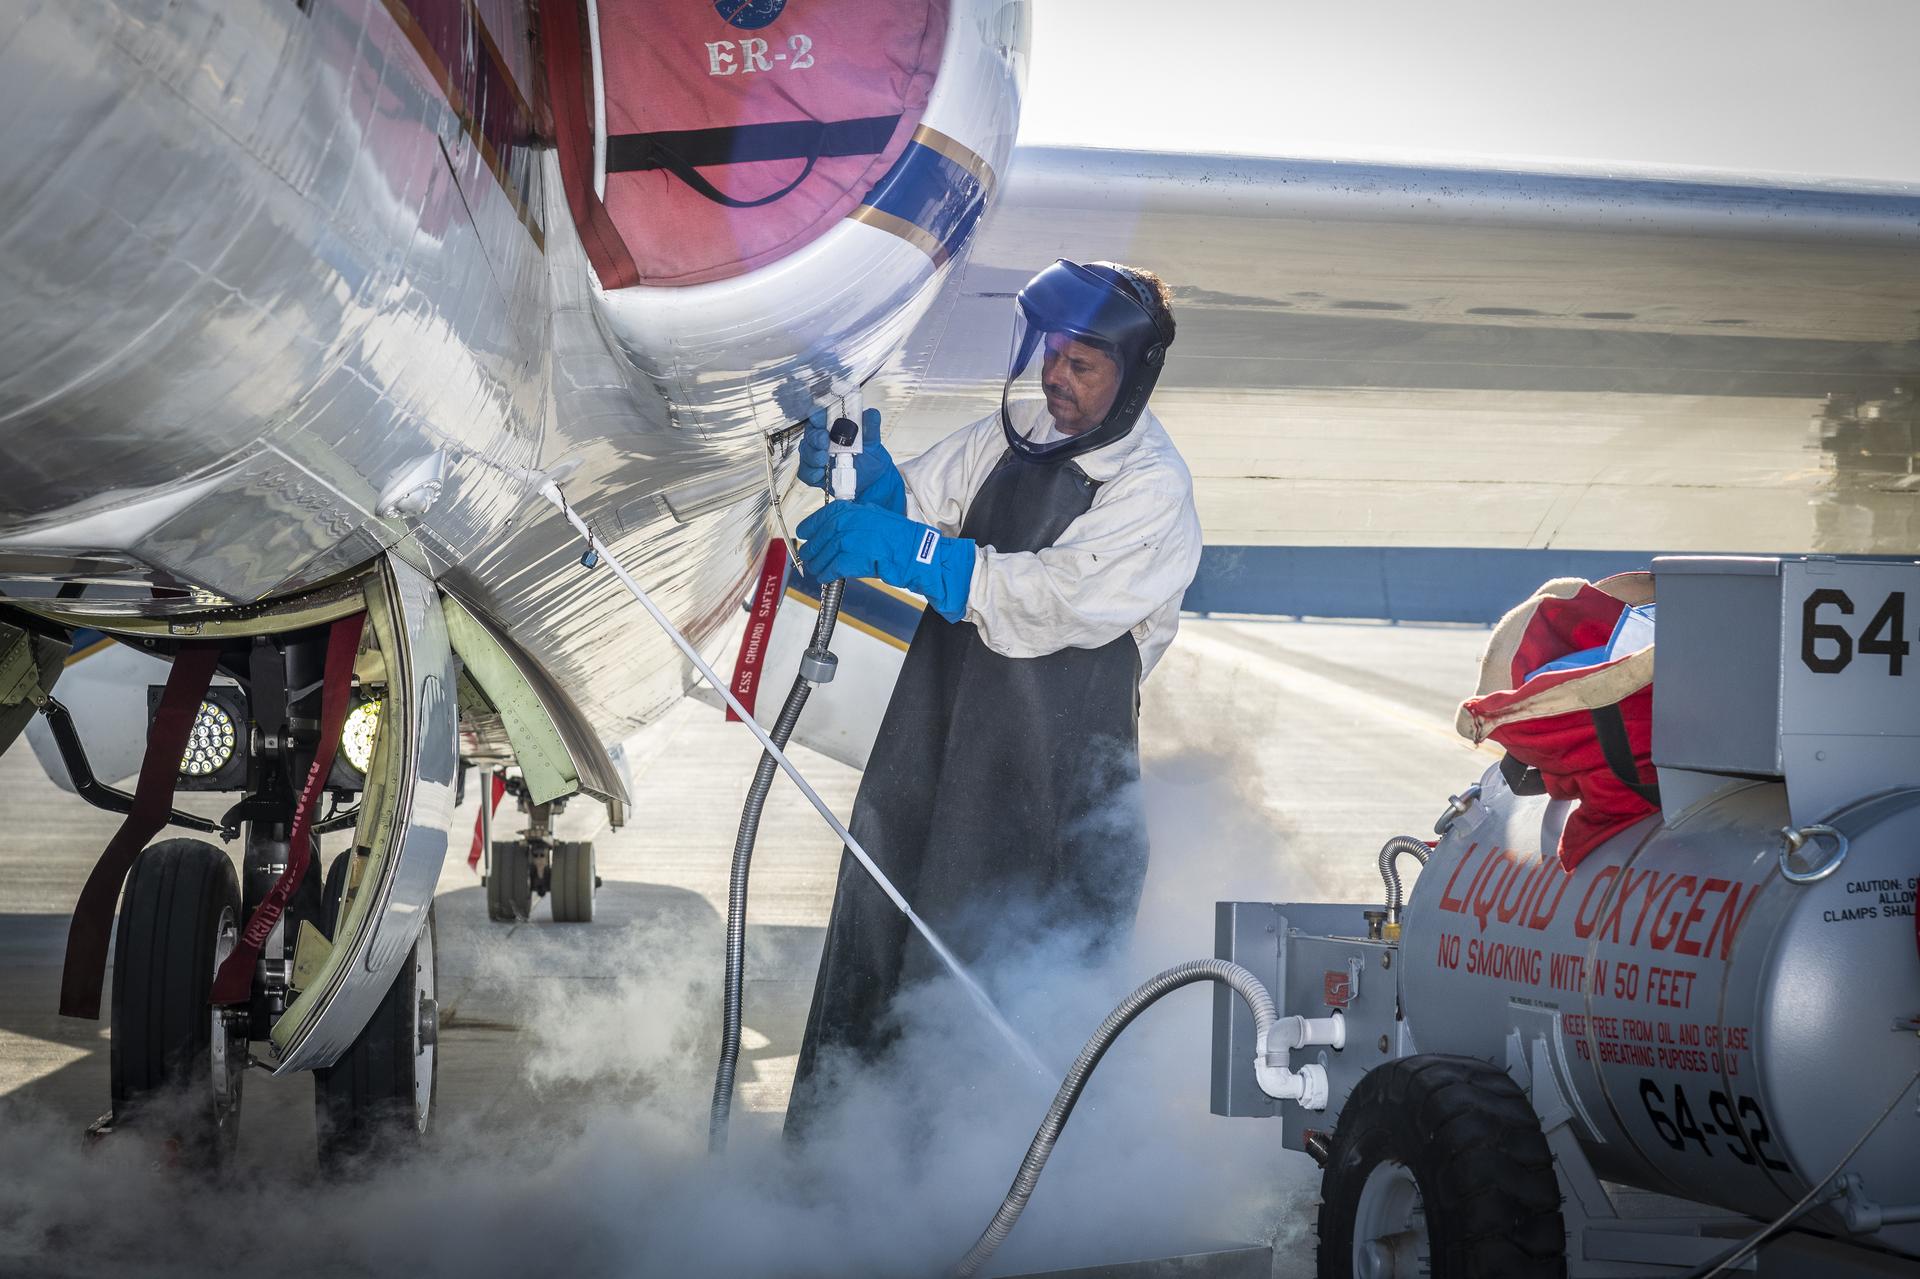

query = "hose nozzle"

[{"left": 827, "top": 415, "right": 860, "bottom": 502}]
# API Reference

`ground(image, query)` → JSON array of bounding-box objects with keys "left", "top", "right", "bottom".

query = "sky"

[{"left": 1019, "top": 0, "right": 1920, "bottom": 185}]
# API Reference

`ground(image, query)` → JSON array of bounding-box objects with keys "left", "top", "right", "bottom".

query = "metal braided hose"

[
  {"left": 1377, "top": 834, "right": 1430, "bottom": 923},
  {"left": 951, "top": 959, "right": 1279, "bottom": 1278},
  {"left": 708, "top": 578, "right": 844, "bottom": 1152}
]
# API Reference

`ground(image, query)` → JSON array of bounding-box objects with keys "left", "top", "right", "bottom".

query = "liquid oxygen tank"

[
  {"left": 1402, "top": 556, "right": 1920, "bottom": 1254},
  {"left": 1401, "top": 773, "right": 1919, "bottom": 1248}
]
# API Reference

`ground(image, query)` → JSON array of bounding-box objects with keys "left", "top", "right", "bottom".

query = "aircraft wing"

[{"left": 872, "top": 146, "right": 1920, "bottom": 621}]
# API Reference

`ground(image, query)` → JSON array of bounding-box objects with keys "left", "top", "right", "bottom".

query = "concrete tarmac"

[{"left": 0, "top": 617, "right": 1491, "bottom": 1276}]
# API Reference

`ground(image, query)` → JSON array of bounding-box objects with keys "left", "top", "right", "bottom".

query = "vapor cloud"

[{"left": 0, "top": 752, "right": 1328, "bottom": 1278}]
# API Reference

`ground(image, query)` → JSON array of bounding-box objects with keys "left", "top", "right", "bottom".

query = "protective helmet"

[{"left": 1000, "top": 259, "right": 1174, "bottom": 461}]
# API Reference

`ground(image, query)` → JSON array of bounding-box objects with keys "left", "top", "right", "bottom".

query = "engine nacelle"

[{"left": 574, "top": 0, "right": 1028, "bottom": 434}]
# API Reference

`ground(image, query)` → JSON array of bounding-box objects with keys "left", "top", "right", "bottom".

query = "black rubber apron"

[{"left": 786, "top": 449, "right": 1147, "bottom": 1134}]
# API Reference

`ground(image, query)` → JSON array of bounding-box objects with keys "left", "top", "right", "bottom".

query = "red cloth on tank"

[
  {"left": 1488, "top": 684, "right": 1657, "bottom": 868},
  {"left": 1460, "top": 580, "right": 1659, "bottom": 869},
  {"left": 597, "top": 0, "right": 945, "bottom": 285},
  {"left": 1502, "top": 585, "right": 1627, "bottom": 689}
]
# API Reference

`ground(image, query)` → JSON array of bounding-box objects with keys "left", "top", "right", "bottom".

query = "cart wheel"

[{"left": 1316, "top": 1054, "right": 1565, "bottom": 1278}]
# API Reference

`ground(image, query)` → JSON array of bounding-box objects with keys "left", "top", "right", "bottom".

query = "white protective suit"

[{"left": 899, "top": 407, "right": 1203, "bottom": 677}]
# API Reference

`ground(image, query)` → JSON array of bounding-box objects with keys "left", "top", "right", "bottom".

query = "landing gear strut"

[
  {"left": 89, "top": 621, "right": 364, "bottom": 1166},
  {"left": 484, "top": 785, "right": 598, "bottom": 923}
]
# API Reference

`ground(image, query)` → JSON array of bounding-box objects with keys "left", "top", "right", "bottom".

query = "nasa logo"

[{"left": 715, "top": 0, "right": 787, "bottom": 30}]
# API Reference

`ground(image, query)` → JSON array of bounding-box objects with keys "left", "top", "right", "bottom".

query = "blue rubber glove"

[
  {"left": 795, "top": 407, "right": 905, "bottom": 514},
  {"left": 796, "top": 501, "right": 976, "bottom": 623}
]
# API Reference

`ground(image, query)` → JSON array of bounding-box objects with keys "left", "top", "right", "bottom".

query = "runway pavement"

[{"left": 0, "top": 617, "right": 1491, "bottom": 1277}]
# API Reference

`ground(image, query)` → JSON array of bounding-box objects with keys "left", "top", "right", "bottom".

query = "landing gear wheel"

[
  {"left": 313, "top": 906, "right": 437, "bottom": 1172},
  {"left": 110, "top": 838, "right": 246, "bottom": 1168},
  {"left": 322, "top": 851, "right": 349, "bottom": 934},
  {"left": 1315, "top": 1054, "right": 1566, "bottom": 1279},
  {"left": 486, "top": 840, "right": 531, "bottom": 922},
  {"left": 550, "top": 841, "right": 595, "bottom": 923}
]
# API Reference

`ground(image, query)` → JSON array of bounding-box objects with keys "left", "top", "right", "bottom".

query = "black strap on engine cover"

[
  {"left": 1589, "top": 703, "right": 1662, "bottom": 807},
  {"left": 605, "top": 114, "right": 900, "bottom": 208},
  {"left": 1499, "top": 751, "right": 1547, "bottom": 796}
]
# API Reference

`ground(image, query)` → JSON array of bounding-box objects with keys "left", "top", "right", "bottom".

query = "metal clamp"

[
  {"left": 1837, "top": 1171, "right": 1920, "bottom": 1233},
  {"left": 1434, "top": 783, "right": 1482, "bottom": 836},
  {"left": 1777, "top": 824, "right": 1849, "bottom": 884},
  {"left": 798, "top": 648, "right": 838, "bottom": 684}
]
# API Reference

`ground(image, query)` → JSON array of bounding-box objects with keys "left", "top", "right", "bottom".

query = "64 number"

[{"left": 1801, "top": 589, "right": 1910, "bottom": 676}]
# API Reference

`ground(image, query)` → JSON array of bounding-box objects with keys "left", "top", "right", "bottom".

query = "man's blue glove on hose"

[
  {"left": 796, "top": 407, "right": 906, "bottom": 515},
  {"left": 796, "top": 501, "right": 976, "bottom": 623}
]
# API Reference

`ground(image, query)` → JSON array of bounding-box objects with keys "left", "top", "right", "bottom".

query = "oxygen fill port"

[{"left": 827, "top": 415, "right": 861, "bottom": 502}]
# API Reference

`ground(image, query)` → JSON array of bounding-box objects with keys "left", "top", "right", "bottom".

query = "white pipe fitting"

[
  {"left": 1273, "top": 1011, "right": 1346, "bottom": 1051},
  {"left": 1254, "top": 1026, "right": 1332, "bottom": 1110}
]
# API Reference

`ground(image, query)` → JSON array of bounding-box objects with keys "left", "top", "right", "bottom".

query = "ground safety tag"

[
  {"left": 727, "top": 539, "right": 791, "bottom": 722},
  {"left": 467, "top": 773, "right": 508, "bottom": 870}
]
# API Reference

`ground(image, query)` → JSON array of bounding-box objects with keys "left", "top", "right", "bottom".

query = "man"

[{"left": 784, "top": 260, "right": 1201, "bottom": 1133}]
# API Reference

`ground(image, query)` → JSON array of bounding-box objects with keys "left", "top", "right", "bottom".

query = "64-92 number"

[
  {"left": 1638, "top": 1079, "right": 1790, "bottom": 1171},
  {"left": 1800, "top": 589, "right": 1911, "bottom": 676}
]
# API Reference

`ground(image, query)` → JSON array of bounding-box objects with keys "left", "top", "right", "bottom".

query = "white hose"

[{"left": 535, "top": 484, "right": 1052, "bottom": 1082}]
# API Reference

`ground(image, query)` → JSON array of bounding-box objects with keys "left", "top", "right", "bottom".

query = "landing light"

[
  {"left": 154, "top": 685, "right": 248, "bottom": 790},
  {"left": 180, "top": 700, "right": 237, "bottom": 778},
  {"left": 341, "top": 698, "right": 381, "bottom": 774}
]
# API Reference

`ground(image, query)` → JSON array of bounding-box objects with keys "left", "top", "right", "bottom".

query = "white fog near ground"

[
  {"left": 0, "top": 620, "right": 1494, "bottom": 1276},
  {"left": 1, "top": 760, "right": 1313, "bottom": 1278},
  {"left": 1021, "top": 0, "right": 1920, "bottom": 185}
]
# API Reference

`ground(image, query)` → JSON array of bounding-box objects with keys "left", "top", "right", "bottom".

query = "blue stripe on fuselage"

[{"left": 856, "top": 139, "right": 988, "bottom": 260}]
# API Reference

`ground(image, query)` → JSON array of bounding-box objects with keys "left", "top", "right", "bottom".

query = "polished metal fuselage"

[{"left": 0, "top": 0, "right": 865, "bottom": 744}]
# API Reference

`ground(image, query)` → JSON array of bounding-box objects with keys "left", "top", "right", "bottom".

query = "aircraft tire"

[
  {"left": 486, "top": 840, "right": 531, "bottom": 922},
  {"left": 322, "top": 849, "right": 349, "bottom": 933},
  {"left": 550, "top": 841, "right": 595, "bottom": 923},
  {"left": 314, "top": 905, "right": 436, "bottom": 1173},
  {"left": 1315, "top": 1054, "right": 1565, "bottom": 1279},
  {"left": 110, "top": 838, "right": 245, "bottom": 1168}
]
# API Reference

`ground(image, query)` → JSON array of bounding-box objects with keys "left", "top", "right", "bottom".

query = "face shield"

[{"left": 1000, "top": 260, "right": 1171, "bottom": 461}]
